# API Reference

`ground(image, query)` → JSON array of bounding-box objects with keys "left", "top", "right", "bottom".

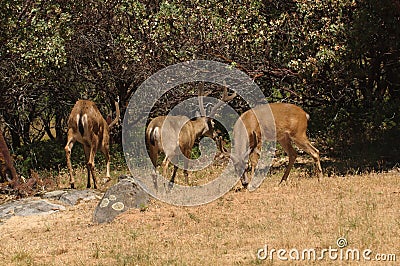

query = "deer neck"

[{"left": 190, "top": 118, "right": 208, "bottom": 139}]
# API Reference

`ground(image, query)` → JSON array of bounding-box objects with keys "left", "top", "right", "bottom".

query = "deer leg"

[
  {"left": 89, "top": 157, "right": 98, "bottom": 189},
  {"left": 240, "top": 161, "right": 250, "bottom": 188},
  {"left": 88, "top": 159, "right": 97, "bottom": 189},
  {"left": 65, "top": 132, "right": 75, "bottom": 189},
  {"left": 183, "top": 149, "right": 191, "bottom": 185},
  {"left": 105, "top": 152, "right": 110, "bottom": 178},
  {"left": 146, "top": 144, "right": 160, "bottom": 181},
  {"left": 171, "top": 165, "right": 178, "bottom": 184},
  {"left": 278, "top": 134, "right": 297, "bottom": 184},
  {"left": 162, "top": 157, "right": 169, "bottom": 178},
  {"left": 88, "top": 137, "right": 99, "bottom": 189},
  {"left": 83, "top": 145, "right": 92, "bottom": 188},
  {"left": 183, "top": 168, "right": 189, "bottom": 184},
  {"left": 166, "top": 164, "right": 178, "bottom": 190},
  {"left": 247, "top": 147, "right": 261, "bottom": 184},
  {"left": 149, "top": 145, "right": 158, "bottom": 169},
  {"left": 102, "top": 145, "right": 111, "bottom": 183},
  {"left": 293, "top": 137, "right": 323, "bottom": 180},
  {"left": 240, "top": 151, "right": 258, "bottom": 188},
  {"left": 86, "top": 164, "right": 92, "bottom": 188},
  {"left": 242, "top": 132, "right": 261, "bottom": 188}
]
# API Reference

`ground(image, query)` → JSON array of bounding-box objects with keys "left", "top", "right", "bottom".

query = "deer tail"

[
  {"left": 149, "top": 126, "right": 160, "bottom": 146},
  {"left": 77, "top": 113, "right": 88, "bottom": 136}
]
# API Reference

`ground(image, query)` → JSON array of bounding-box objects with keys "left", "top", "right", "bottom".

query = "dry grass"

[{"left": 0, "top": 169, "right": 399, "bottom": 265}]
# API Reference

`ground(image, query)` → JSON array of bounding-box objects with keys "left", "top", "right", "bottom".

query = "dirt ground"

[{"left": 0, "top": 171, "right": 399, "bottom": 265}]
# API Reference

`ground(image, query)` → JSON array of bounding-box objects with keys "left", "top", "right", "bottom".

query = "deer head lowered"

[
  {"left": 229, "top": 103, "right": 323, "bottom": 188},
  {"left": 145, "top": 86, "right": 236, "bottom": 185},
  {"left": 65, "top": 99, "right": 120, "bottom": 189}
]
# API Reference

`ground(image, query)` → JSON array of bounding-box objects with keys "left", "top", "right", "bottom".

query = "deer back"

[
  {"left": 268, "top": 103, "right": 309, "bottom": 140},
  {"left": 68, "top": 100, "right": 109, "bottom": 143},
  {"left": 233, "top": 103, "right": 310, "bottom": 158},
  {"left": 147, "top": 115, "right": 196, "bottom": 155}
]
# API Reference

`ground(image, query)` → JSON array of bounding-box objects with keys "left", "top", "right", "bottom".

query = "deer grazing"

[
  {"left": 230, "top": 103, "right": 323, "bottom": 188},
  {"left": 65, "top": 99, "right": 120, "bottom": 189},
  {"left": 146, "top": 86, "right": 236, "bottom": 185}
]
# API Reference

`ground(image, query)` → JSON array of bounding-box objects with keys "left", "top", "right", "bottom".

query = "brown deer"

[
  {"left": 65, "top": 100, "right": 120, "bottom": 189},
  {"left": 146, "top": 86, "right": 236, "bottom": 185},
  {"left": 230, "top": 103, "right": 322, "bottom": 188},
  {"left": 0, "top": 127, "right": 19, "bottom": 186}
]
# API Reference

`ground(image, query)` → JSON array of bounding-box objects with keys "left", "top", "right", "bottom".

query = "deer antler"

[
  {"left": 198, "top": 82, "right": 206, "bottom": 117},
  {"left": 198, "top": 82, "right": 212, "bottom": 117},
  {"left": 208, "top": 84, "right": 237, "bottom": 118}
]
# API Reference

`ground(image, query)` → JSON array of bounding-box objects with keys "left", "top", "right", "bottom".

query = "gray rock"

[
  {"left": 42, "top": 190, "right": 67, "bottom": 199},
  {"left": 93, "top": 176, "right": 149, "bottom": 224},
  {"left": 0, "top": 198, "right": 66, "bottom": 221},
  {"left": 0, "top": 189, "right": 104, "bottom": 223},
  {"left": 42, "top": 189, "right": 102, "bottom": 205}
]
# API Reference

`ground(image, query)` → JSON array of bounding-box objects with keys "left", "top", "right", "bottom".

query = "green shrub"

[{"left": 15, "top": 140, "right": 126, "bottom": 177}]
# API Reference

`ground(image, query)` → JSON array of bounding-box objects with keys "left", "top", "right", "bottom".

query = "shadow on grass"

[
  {"left": 268, "top": 138, "right": 399, "bottom": 178},
  {"left": 323, "top": 131, "right": 399, "bottom": 176}
]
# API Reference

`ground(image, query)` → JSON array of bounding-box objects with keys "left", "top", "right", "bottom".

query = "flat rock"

[
  {"left": 42, "top": 189, "right": 102, "bottom": 205},
  {"left": 93, "top": 176, "right": 149, "bottom": 224},
  {"left": 0, "top": 198, "right": 66, "bottom": 221}
]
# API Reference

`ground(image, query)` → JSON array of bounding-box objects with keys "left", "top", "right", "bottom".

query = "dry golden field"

[{"left": 0, "top": 169, "right": 399, "bottom": 265}]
